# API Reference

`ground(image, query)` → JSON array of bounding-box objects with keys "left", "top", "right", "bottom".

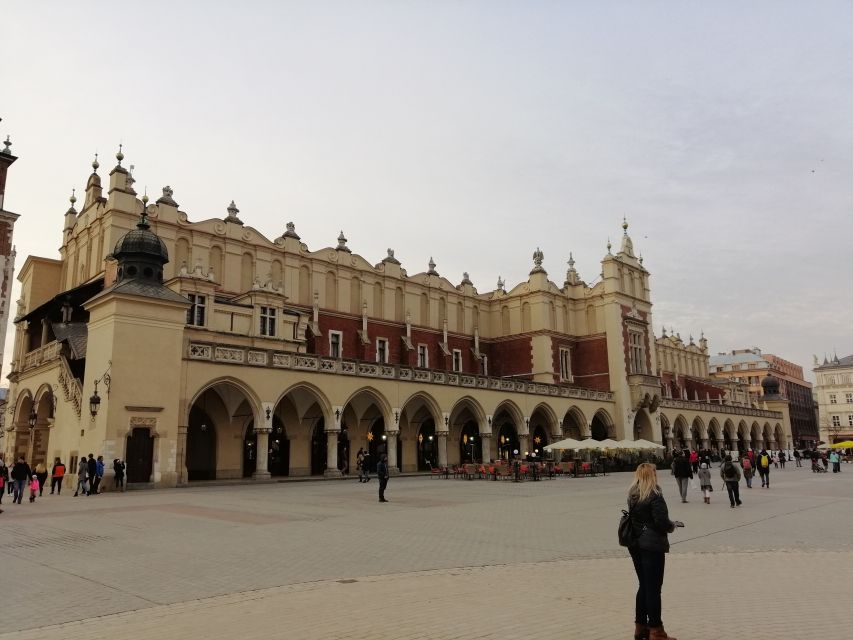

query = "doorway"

[{"left": 126, "top": 427, "right": 154, "bottom": 483}]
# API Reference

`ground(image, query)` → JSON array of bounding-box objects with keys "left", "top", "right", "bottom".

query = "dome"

[
  {"left": 113, "top": 222, "right": 169, "bottom": 265},
  {"left": 761, "top": 375, "right": 780, "bottom": 396}
]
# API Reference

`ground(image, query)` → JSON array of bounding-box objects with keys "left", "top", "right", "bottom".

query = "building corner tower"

[{"left": 0, "top": 124, "right": 20, "bottom": 375}]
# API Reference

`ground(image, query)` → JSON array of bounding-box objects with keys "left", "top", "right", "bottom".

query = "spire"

[
  {"left": 564, "top": 252, "right": 579, "bottom": 286},
  {"left": 115, "top": 143, "right": 124, "bottom": 168},
  {"left": 2, "top": 135, "right": 11, "bottom": 155},
  {"left": 606, "top": 237, "right": 612, "bottom": 255},
  {"left": 497, "top": 276, "right": 505, "bottom": 292},
  {"left": 225, "top": 200, "right": 243, "bottom": 224},
  {"left": 622, "top": 216, "right": 629, "bottom": 235},
  {"left": 69, "top": 188, "right": 77, "bottom": 209},
  {"left": 661, "top": 326, "right": 667, "bottom": 338},
  {"left": 92, "top": 153, "right": 99, "bottom": 172},
  {"left": 619, "top": 216, "right": 635, "bottom": 257},
  {"left": 138, "top": 190, "right": 150, "bottom": 230}
]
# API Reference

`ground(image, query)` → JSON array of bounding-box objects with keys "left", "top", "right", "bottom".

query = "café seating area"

[{"left": 428, "top": 459, "right": 603, "bottom": 480}]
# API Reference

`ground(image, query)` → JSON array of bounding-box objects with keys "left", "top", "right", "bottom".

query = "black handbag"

[{"left": 618, "top": 503, "right": 635, "bottom": 547}]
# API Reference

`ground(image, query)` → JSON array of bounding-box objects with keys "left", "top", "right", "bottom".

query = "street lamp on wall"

[
  {"left": 89, "top": 361, "right": 112, "bottom": 421},
  {"left": 28, "top": 407, "right": 37, "bottom": 430}
]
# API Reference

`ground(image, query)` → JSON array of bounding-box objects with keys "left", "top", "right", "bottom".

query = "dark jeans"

[
  {"left": 91, "top": 476, "right": 102, "bottom": 494},
  {"left": 759, "top": 469, "right": 769, "bottom": 486},
  {"left": 51, "top": 477, "right": 63, "bottom": 494},
  {"left": 13, "top": 479, "right": 26, "bottom": 504},
  {"left": 629, "top": 547, "right": 666, "bottom": 627},
  {"left": 115, "top": 476, "right": 125, "bottom": 489},
  {"left": 675, "top": 477, "right": 689, "bottom": 501},
  {"left": 378, "top": 476, "right": 388, "bottom": 500},
  {"left": 725, "top": 480, "right": 741, "bottom": 506}
]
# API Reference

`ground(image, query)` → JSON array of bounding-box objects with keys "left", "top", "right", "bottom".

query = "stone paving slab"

[{"left": 0, "top": 465, "right": 850, "bottom": 637}]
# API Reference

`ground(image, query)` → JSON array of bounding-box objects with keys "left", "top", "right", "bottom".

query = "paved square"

[{"left": 1, "top": 466, "right": 851, "bottom": 639}]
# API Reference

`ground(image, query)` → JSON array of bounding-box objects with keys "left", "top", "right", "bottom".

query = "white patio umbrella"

[
  {"left": 543, "top": 437, "right": 584, "bottom": 451},
  {"left": 619, "top": 438, "right": 665, "bottom": 450},
  {"left": 573, "top": 438, "right": 620, "bottom": 450}
]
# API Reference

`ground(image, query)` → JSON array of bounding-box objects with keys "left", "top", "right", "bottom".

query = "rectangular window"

[
  {"left": 832, "top": 415, "right": 841, "bottom": 427},
  {"left": 846, "top": 393, "right": 853, "bottom": 404},
  {"left": 329, "top": 331, "right": 342, "bottom": 359},
  {"left": 628, "top": 330, "right": 646, "bottom": 375},
  {"left": 732, "top": 364, "right": 741, "bottom": 371},
  {"left": 559, "top": 347, "right": 572, "bottom": 381},
  {"left": 259, "top": 306, "right": 277, "bottom": 337},
  {"left": 376, "top": 338, "right": 388, "bottom": 364},
  {"left": 747, "top": 363, "right": 756, "bottom": 369},
  {"left": 848, "top": 414, "right": 853, "bottom": 427},
  {"left": 417, "top": 344, "right": 428, "bottom": 368},
  {"left": 452, "top": 349, "right": 462, "bottom": 372},
  {"left": 830, "top": 394, "right": 837, "bottom": 404},
  {"left": 481, "top": 355, "right": 488, "bottom": 376},
  {"left": 186, "top": 294, "right": 206, "bottom": 326}
]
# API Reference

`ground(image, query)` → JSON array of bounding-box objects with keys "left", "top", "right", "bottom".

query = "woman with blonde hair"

[{"left": 626, "top": 463, "right": 683, "bottom": 640}]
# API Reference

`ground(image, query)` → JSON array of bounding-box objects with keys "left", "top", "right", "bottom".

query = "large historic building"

[
  {"left": 813, "top": 354, "right": 853, "bottom": 445},
  {"left": 3, "top": 148, "right": 792, "bottom": 487},
  {"left": 709, "top": 348, "right": 818, "bottom": 447}
]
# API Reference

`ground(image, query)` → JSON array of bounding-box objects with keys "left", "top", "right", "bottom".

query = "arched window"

[
  {"left": 420, "top": 293, "right": 429, "bottom": 326},
  {"left": 586, "top": 305, "right": 597, "bottom": 333},
  {"left": 438, "top": 297, "right": 446, "bottom": 326},
  {"left": 299, "top": 266, "right": 311, "bottom": 305},
  {"left": 473, "top": 305, "right": 480, "bottom": 330},
  {"left": 240, "top": 253, "right": 254, "bottom": 292},
  {"left": 394, "top": 287, "right": 405, "bottom": 322},
  {"left": 325, "top": 271, "right": 337, "bottom": 310},
  {"left": 456, "top": 302, "right": 464, "bottom": 332},
  {"left": 351, "top": 277, "right": 362, "bottom": 314},
  {"left": 561, "top": 303, "right": 569, "bottom": 333},
  {"left": 549, "top": 301, "right": 556, "bottom": 330},
  {"left": 501, "top": 305, "right": 510, "bottom": 335}
]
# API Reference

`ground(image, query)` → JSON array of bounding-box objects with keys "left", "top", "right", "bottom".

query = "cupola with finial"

[
  {"left": 564, "top": 252, "right": 580, "bottom": 287},
  {"left": 619, "top": 216, "right": 635, "bottom": 258},
  {"left": 84, "top": 153, "right": 103, "bottom": 207},
  {"left": 427, "top": 257, "right": 438, "bottom": 276},
  {"left": 336, "top": 231, "right": 351, "bottom": 253},
  {"left": 112, "top": 196, "right": 170, "bottom": 284},
  {"left": 64, "top": 189, "right": 78, "bottom": 237}
]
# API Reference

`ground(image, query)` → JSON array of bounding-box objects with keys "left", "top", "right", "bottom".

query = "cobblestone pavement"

[{"left": 1, "top": 464, "right": 851, "bottom": 638}]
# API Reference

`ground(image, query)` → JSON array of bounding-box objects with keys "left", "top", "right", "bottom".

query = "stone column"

[
  {"left": 176, "top": 425, "right": 189, "bottom": 485},
  {"left": 437, "top": 432, "right": 448, "bottom": 467},
  {"left": 325, "top": 430, "right": 341, "bottom": 478},
  {"left": 479, "top": 433, "right": 492, "bottom": 463},
  {"left": 519, "top": 434, "right": 530, "bottom": 456},
  {"left": 701, "top": 438, "right": 710, "bottom": 450},
  {"left": 386, "top": 432, "right": 399, "bottom": 473},
  {"left": 253, "top": 429, "right": 271, "bottom": 479}
]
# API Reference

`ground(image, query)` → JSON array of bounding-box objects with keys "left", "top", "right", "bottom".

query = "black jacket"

[
  {"left": 87, "top": 458, "right": 97, "bottom": 477},
  {"left": 377, "top": 461, "right": 389, "bottom": 479},
  {"left": 11, "top": 461, "right": 31, "bottom": 481},
  {"left": 628, "top": 488, "right": 675, "bottom": 553},
  {"left": 671, "top": 457, "right": 693, "bottom": 479}
]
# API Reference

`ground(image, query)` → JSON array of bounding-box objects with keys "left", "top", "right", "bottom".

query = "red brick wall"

[
  {"left": 482, "top": 336, "right": 533, "bottom": 379},
  {"left": 662, "top": 371, "right": 724, "bottom": 401},
  {"left": 571, "top": 335, "right": 610, "bottom": 391}
]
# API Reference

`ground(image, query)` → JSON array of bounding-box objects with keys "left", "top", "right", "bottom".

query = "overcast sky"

[{"left": 2, "top": 1, "right": 851, "bottom": 382}]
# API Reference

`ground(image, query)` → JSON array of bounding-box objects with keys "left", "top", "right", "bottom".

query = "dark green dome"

[{"left": 113, "top": 225, "right": 169, "bottom": 264}]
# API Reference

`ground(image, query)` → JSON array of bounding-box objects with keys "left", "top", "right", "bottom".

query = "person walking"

[
  {"left": 11, "top": 456, "right": 31, "bottom": 504},
  {"left": 720, "top": 455, "right": 742, "bottom": 508},
  {"left": 34, "top": 462, "right": 48, "bottom": 497},
  {"left": 793, "top": 449, "right": 802, "bottom": 467},
  {"left": 28, "top": 474, "right": 40, "bottom": 503},
  {"left": 757, "top": 450, "right": 771, "bottom": 488},
  {"left": 356, "top": 448, "right": 366, "bottom": 482},
  {"left": 778, "top": 450, "right": 786, "bottom": 469},
  {"left": 741, "top": 454, "right": 754, "bottom": 488},
  {"left": 670, "top": 450, "right": 692, "bottom": 503},
  {"left": 51, "top": 458, "right": 66, "bottom": 495},
  {"left": 113, "top": 459, "right": 126, "bottom": 491},
  {"left": 377, "top": 454, "right": 390, "bottom": 503},
  {"left": 85, "top": 454, "right": 97, "bottom": 495},
  {"left": 92, "top": 456, "right": 105, "bottom": 494},
  {"left": 74, "top": 457, "right": 88, "bottom": 497},
  {"left": 698, "top": 463, "right": 713, "bottom": 504},
  {"left": 689, "top": 449, "right": 699, "bottom": 474},
  {"left": 626, "top": 463, "right": 682, "bottom": 640},
  {"left": 0, "top": 459, "right": 6, "bottom": 506},
  {"left": 5, "top": 460, "right": 13, "bottom": 496}
]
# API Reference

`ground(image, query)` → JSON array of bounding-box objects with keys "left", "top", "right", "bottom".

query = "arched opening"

[
  {"left": 737, "top": 421, "right": 748, "bottom": 452},
  {"left": 591, "top": 410, "right": 612, "bottom": 441},
  {"left": 341, "top": 388, "right": 391, "bottom": 474},
  {"left": 310, "top": 420, "right": 327, "bottom": 476},
  {"left": 187, "top": 405, "right": 217, "bottom": 481},
  {"left": 531, "top": 424, "right": 548, "bottom": 457},
  {"left": 350, "top": 277, "right": 362, "bottom": 314},
  {"left": 493, "top": 401, "right": 523, "bottom": 460},
  {"left": 125, "top": 427, "right": 154, "bottom": 483},
  {"left": 723, "top": 420, "right": 735, "bottom": 451},
  {"left": 673, "top": 416, "right": 689, "bottom": 449},
  {"left": 562, "top": 406, "right": 586, "bottom": 440},
  {"left": 367, "top": 417, "right": 386, "bottom": 472},
  {"left": 460, "top": 421, "right": 479, "bottom": 463},
  {"left": 633, "top": 409, "right": 654, "bottom": 441},
  {"left": 417, "top": 420, "right": 437, "bottom": 470}
]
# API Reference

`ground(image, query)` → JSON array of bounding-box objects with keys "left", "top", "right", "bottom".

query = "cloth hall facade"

[{"left": 3, "top": 149, "right": 792, "bottom": 487}]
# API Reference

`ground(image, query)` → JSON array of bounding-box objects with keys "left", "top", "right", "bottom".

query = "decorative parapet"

[
  {"left": 21, "top": 340, "right": 61, "bottom": 371},
  {"left": 187, "top": 341, "right": 615, "bottom": 402},
  {"left": 659, "top": 397, "right": 783, "bottom": 420}
]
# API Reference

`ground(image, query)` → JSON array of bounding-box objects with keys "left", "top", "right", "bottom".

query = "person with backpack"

[
  {"left": 741, "top": 454, "right": 754, "bottom": 488},
  {"left": 670, "top": 450, "right": 693, "bottom": 503},
  {"left": 757, "top": 449, "right": 771, "bottom": 488},
  {"left": 720, "top": 455, "right": 742, "bottom": 508}
]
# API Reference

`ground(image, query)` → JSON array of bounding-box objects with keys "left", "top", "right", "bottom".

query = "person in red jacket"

[{"left": 51, "top": 458, "right": 66, "bottom": 495}]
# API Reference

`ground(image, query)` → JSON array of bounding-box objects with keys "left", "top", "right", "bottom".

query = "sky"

[{"left": 2, "top": 1, "right": 851, "bottom": 382}]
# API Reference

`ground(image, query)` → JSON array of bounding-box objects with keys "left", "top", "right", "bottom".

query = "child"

[
  {"left": 29, "top": 474, "right": 39, "bottom": 503},
  {"left": 698, "top": 462, "right": 713, "bottom": 504}
]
